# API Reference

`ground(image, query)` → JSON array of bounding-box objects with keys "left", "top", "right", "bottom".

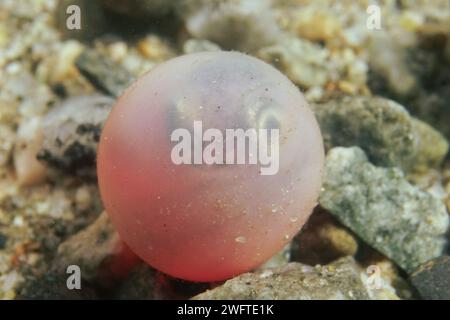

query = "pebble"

[
  {"left": 194, "top": 257, "right": 398, "bottom": 300},
  {"left": 410, "top": 255, "right": 450, "bottom": 300},
  {"left": 320, "top": 147, "right": 449, "bottom": 273}
]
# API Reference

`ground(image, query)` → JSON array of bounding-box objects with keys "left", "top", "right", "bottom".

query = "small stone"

[
  {"left": 361, "top": 258, "right": 415, "bottom": 300},
  {"left": 0, "top": 271, "right": 24, "bottom": 300},
  {"left": 409, "top": 255, "right": 450, "bottom": 300},
  {"left": 359, "top": 261, "right": 402, "bottom": 300},
  {"left": 292, "top": 8, "right": 341, "bottom": 42},
  {"left": 368, "top": 30, "right": 450, "bottom": 141},
  {"left": 258, "top": 36, "right": 331, "bottom": 88},
  {"left": 320, "top": 147, "right": 449, "bottom": 273},
  {"left": 37, "top": 95, "right": 114, "bottom": 172},
  {"left": 179, "top": 0, "right": 280, "bottom": 52},
  {"left": 52, "top": 212, "right": 138, "bottom": 283},
  {"left": 50, "top": 40, "right": 84, "bottom": 84},
  {"left": 75, "top": 49, "right": 133, "bottom": 98},
  {"left": 194, "top": 257, "right": 397, "bottom": 300},
  {"left": 411, "top": 118, "right": 449, "bottom": 171},
  {"left": 399, "top": 11, "right": 425, "bottom": 32},
  {"left": 312, "top": 96, "right": 447, "bottom": 171},
  {"left": 291, "top": 209, "right": 358, "bottom": 266},
  {"left": 312, "top": 96, "right": 414, "bottom": 169},
  {"left": 108, "top": 42, "right": 128, "bottom": 62},
  {"left": 183, "top": 39, "right": 221, "bottom": 54},
  {"left": 14, "top": 117, "right": 47, "bottom": 187},
  {"left": 368, "top": 33, "right": 417, "bottom": 97},
  {"left": 337, "top": 80, "right": 358, "bottom": 95},
  {"left": 137, "top": 35, "right": 174, "bottom": 61},
  {"left": 75, "top": 186, "right": 92, "bottom": 211}
]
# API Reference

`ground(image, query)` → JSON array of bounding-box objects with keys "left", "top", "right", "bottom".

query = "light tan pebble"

[
  {"left": 320, "top": 224, "right": 358, "bottom": 258},
  {"left": 122, "top": 53, "right": 145, "bottom": 75},
  {"left": 0, "top": 271, "right": 24, "bottom": 297},
  {"left": 338, "top": 80, "right": 358, "bottom": 95},
  {"left": 3, "top": 290, "right": 16, "bottom": 300},
  {"left": 257, "top": 36, "right": 331, "bottom": 88},
  {"left": 109, "top": 42, "right": 128, "bottom": 62},
  {"left": 137, "top": 35, "right": 173, "bottom": 61},
  {"left": 347, "top": 60, "right": 368, "bottom": 85},
  {"left": 5, "top": 73, "right": 54, "bottom": 119},
  {"left": 5, "top": 62, "right": 21, "bottom": 75},
  {"left": 340, "top": 48, "right": 356, "bottom": 64},
  {"left": 342, "top": 26, "right": 369, "bottom": 48},
  {"left": 293, "top": 9, "right": 341, "bottom": 42},
  {"left": 399, "top": 11, "right": 425, "bottom": 32},
  {"left": 305, "top": 86, "right": 324, "bottom": 102},
  {"left": 26, "top": 253, "right": 41, "bottom": 266},
  {"left": 369, "top": 259, "right": 413, "bottom": 299},
  {"left": 292, "top": 211, "right": 358, "bottom": 266},
  {"left": 13, "top": 118, "right": 47, "bottom": 187},
  {"left": 51, "top": 40, "right": 84, "bottom": 83},
  {"left": 183, "top": 39, "right": 221, "bottom": 54},
  {"left": 12, "top": 216, "right": 25, "bottom": 227},
  {"left": 75, "top": 186, "right": 92, "bottom": 211},
  {"left": 45, "top": 190, "right": 73, "bottom": 220},
  {"left": 412, "top": 118, "right": 449, "bottom": 171}
]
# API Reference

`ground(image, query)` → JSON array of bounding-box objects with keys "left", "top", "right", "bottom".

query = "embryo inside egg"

[{"left": 97, "top": 51, "right": 324, "bottom": 282}]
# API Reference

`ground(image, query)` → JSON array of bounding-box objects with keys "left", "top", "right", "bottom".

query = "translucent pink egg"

[{"left": 98, "top": 51, "right": 324, "bottom": 282}]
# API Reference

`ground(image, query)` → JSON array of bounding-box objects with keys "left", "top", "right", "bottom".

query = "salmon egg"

[{"left": 97, "top": 51, "right": 324, "bottom": 282}]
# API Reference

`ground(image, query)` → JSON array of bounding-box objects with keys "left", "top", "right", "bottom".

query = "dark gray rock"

[{"left": 410, "top": 255, "right": 450, "bottom": 300}]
